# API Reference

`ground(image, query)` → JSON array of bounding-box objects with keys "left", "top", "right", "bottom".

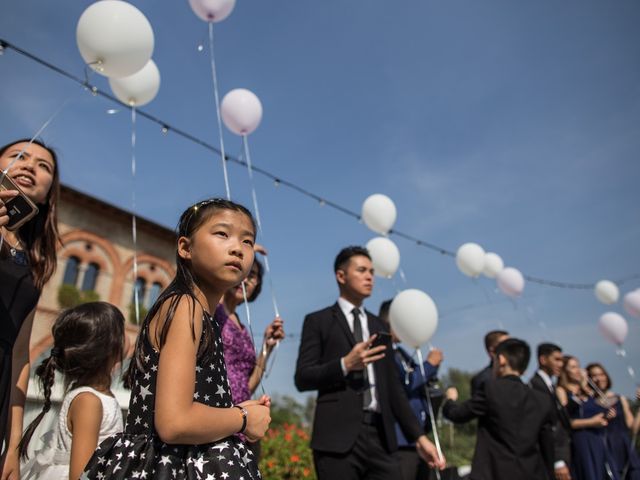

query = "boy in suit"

[{"left": 444, "top": 338, "right": 555, "bottom": 480}]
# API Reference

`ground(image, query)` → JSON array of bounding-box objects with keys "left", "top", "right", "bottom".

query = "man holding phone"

[{"left": 295, "top": 246, "right": 444, "bottom": 479}]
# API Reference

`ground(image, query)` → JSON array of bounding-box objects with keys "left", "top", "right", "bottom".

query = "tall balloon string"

[
  {"left": 238, "top": 281, "right": 268, "bottom": 396},
  {"left": 131, "top": 107, "right": 141, "bottom": 324},
  {"left": 416, "top": 348, "right": 443, "bottom": 480},
  {"left": 242, "top": 134, "right": 281, "bottom": 378},
  {"left": 207, "top": 22, "right": 230, "bottom": 200}
]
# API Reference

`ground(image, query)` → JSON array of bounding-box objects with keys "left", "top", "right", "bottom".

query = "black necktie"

[{"left": 352, "top": 308, "right": 372, "bottom": 408}]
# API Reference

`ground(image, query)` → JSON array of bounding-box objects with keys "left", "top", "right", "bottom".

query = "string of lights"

[{"left": 3, "top": 38, "right": 638, "bottom": 292}]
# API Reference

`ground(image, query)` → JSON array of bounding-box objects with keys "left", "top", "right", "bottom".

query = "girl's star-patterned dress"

[{"left": 82, "top": 312, "right": 261, "bottom": 480}]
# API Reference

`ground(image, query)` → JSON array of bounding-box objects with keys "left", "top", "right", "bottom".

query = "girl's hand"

[
  {"left": 0, "top": 448, "right": 20, "bottom": 480},
  {"left": 238, "top": 398, "right": 271, "bottom": 442},
  {"left": 590, "top": 412, "right": 608, "bottom": 428},
  {"left": 0, "top": 189, "right": 19, "bottom": 228},
  {"left": 264, "top": 317, "right": 285, "bottom": 347},
  {"left": 606, "top": 407, "right": 617, "bottom": 420}
]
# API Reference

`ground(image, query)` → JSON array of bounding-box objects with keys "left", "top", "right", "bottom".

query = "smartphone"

[
  {"left": 370, "top": 331, "right": 392, "bottom": 348},
  {"left": 0, "top": 173, "right": 39, "bottom": 231}
]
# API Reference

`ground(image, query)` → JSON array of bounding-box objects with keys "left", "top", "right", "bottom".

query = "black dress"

[
  {"left": 0, "top": 250, "right": 40, "bottom": 455},
  {"left": 83, "top": 311, "right": 262, "bottom": 479}
]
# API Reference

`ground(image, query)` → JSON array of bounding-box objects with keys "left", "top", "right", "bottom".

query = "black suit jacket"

[
  {"left": 470, "top": 363, "right": 492, "bottom": 397},
  {"left": 444, "top": 375, "right": 555, "bottom": 480},
  {"left": 294, "top": 303, "right": 422, "bottom": 453},
  {"left": 529, "top": 372, "right": 572, "bottom": 467}
]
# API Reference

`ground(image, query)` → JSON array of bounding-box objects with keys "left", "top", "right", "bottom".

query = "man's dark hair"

[
  {"left": 334, "top": 246, "right": 371, "bottom": 273},
  {"left": 495, "top": 338, "right": 530, "bottom": 374},
  {"left": 537, "top": 342, "right": 562, "bottom": 360},
  {"left": 484, "top": 330, "right": 509, "bottom": 353},
  {"left": 378, "top": 299, "right": 392, "bottom": 323}
]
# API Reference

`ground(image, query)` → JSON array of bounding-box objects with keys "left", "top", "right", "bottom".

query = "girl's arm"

[
  {"left": 1, "top": 309, "right": 35, "bottom": 480},
  {"left": 248, "top": 317, "right": 284, "bottom": 394},
  {"left": 68, "top": 393, "right": 103, "bottom": 480},
  {"left": 154, "top": 298, "right": 270, "bottom": 444},
  {"left": 618, "top": 395, "right": 634, "bottom": 429},
  {"left": 571, "top": 413, "right": 608, "bottom": 430},
  {"left": 556, "top": 386, "right": 568, "bottom": 407}
]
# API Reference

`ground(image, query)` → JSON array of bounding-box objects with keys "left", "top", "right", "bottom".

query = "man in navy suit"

[
  {"left": 295, "top": 246, "right": 445, "bottom": 480},
  {"left": 379, "top": 299, "right": 444, "bottom": 480}
]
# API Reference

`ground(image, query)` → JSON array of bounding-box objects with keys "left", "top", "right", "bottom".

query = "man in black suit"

[
  {"left": 443, "top": 338, "right": 555, "bottom": 480},
  {"left": 470, "top": 330, "right": 509, "bottom": 396},
  {"left": 294, "top": 246, "right": 444, "bottom": 480},
  {"left": 529, "top": 343, "right": 573, "bottom": 480}
]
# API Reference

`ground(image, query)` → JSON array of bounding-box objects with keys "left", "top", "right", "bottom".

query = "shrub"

[
  {"left": 259, "top": 423, "right": 315, "bottom": 480},
  {"left": 58, "top": 285, "right": 100, "bottom": 309}
]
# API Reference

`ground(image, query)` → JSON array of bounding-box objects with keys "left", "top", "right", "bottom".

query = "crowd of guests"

[{"left": 0, "top": 137, "right": 638, "bottom": 480}]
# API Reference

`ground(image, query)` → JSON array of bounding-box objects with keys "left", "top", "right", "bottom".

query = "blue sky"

[{"left": 1, "top": 1, "right": 639, "bottom": 402}]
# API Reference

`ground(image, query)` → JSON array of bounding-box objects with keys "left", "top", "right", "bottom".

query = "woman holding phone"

[{"left": 0, "top": 139, "right": 60, "bottom": 480}]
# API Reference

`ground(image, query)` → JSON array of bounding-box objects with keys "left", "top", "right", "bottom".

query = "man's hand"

[
  {"left": 554, "top": 465, "right": 572, "bottom": 480},
  {"left": 445, "top": 387, "right": 458, "bottom": 402},
  {"left": 342, "top": 336, "right": 385, "bottom": 373},
  {"left": 415, "top": 435, "right": 446, "bottom": 470},
  {"left": 426, "top": 348, "right": 443, "bottom": 367}
]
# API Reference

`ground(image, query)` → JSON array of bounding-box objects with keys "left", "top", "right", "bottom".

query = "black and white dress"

[{"left": 82, "top": 312, "right": 261, "bottom": 480}]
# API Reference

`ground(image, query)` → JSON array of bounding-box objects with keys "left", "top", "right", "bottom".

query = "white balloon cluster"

[
  {"left": 389, "top": 289, "right": 438, "bottom": 349},
  {"left": 76, "top": 1, "right": 160, "bottom": 106},
  {"left": 361, "top": 194, "right": 401, "bottom": 279},
  {"left": 594, "top": 280, "right": 619, "bottom": 305}
]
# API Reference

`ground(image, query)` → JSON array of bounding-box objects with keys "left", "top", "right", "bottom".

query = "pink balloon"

[
  {"left": 188, "top": 0, "right": 236, "bottom": 23},
  {"left": 623, "top": 290, "right": 640, "bottom": 318},
  {"left": 496, "top": 267, "right": 525, "bottom": 297},
  {"left": 598, "top": 312, "right": 628, "bottom": 346}
]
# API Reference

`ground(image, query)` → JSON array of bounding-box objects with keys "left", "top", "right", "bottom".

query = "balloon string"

[
  {"left": 242, "top": 135, "right": 280, "bottom": 319},
  {"left": 207, "top": 22, "right": 231, "bottom": 200},
  {"left": 399, "top": 267, "right": 408, "bottom": 285},
  {"left": 131, "top": 107, "right": 140, "bottom": 325},
  {"left": 239, "top": 281, "right": 268, "bottom": 396},
  {"left": 416, "top": 348, "right": 443, "bottom": 479}
]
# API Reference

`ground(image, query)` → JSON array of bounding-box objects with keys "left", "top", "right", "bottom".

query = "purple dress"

[{"left": 215, "top": 303, "right": 256, "bottom": 404}]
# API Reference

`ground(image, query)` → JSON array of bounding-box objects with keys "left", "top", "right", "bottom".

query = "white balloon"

[
  {"left": 77, "top": 0, "right": 154, "bottom": 78},
  {"left": 482, "top": 252, "right": 504, "bottom": 278},
  {"left": 109, "top": 60, "right": 160, "bottom": 107},
  {"left": 220, "top": 89, "right": 263, "bottom": 136},
  {"left": 366, "top": 237, "right": 400, "bottom": 279},
  {"left": 497, "top": 267, "right": 525, "bottom": 297},
  {"left": 598, "top": 312, "right": 628, "bottom": 346},
  {"left": 623, "top": 290, "right": 640, "bottom": 318},
  {"left": 594, "top": 280, "right": 619, "bottom": 305},
  {"left": 389, "top": 289, "right": 438, "bottom": 349},
  {"left": 361, "top": 194, "right": 397, "bottom": 235},
  {"left": 188, "top": 0, "right": 236, "bottom": 23},
  {"left": 456, "top": 243, "right": 485, "bottom": 278}
]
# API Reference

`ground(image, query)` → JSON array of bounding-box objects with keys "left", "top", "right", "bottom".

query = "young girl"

[
  {"left": 83, "top": 198, "right": 271, "bottom": 479},
  {"left": 19, "top": 302, "right": 125, "bottom": 480}
]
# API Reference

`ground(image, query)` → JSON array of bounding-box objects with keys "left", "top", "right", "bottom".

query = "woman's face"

[
  {"left": 565, "top": 358, "right": 582, "bottom": 383},
  {"left": 0, "top": 142, "right": 55, "bottom": 204},
  {"left": 230, "top": 262, "right": 260, "bottom": 303},
  {"left": 589, "top": 366, "right": 608, "bottom": 391}
]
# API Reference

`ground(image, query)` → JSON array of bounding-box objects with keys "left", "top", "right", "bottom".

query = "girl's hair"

[
  {"left": 246, "top": 258, "right": 264, "bottom": 303},
  {"left": 558, "top": 354, "right": 591, "bottom": 396},
  {"left": 586, "top": 362, "right": 612, "bottom": 391},
  {"left": 0, "top": 138, "right": 61, "bottom": 289},
  {"left": 125, "top": 198, "right": 256, "bottom": 388},
  {"left": 19, "top": 302, "right": 125, "bottom": 459}
]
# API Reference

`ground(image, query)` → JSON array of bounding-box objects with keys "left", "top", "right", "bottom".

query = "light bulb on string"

[
  {"left": 274, "top": 179, "right": 280, "bottom": 188},
  {"left": 197, "top": 43, "right": 204, "bottom": 52},
  {"left": 106, "top": 109, "right": 119, "bottom": 115},
  {"left": 319, "top": 199, "right": 325, "bottom": 207},
  {"left": 161, "top": 125, "right": 169, "bottom": 135}
]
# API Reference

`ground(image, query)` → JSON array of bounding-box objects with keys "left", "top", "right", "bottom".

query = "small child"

[
  {"left": 82, "top": 198, "right": 271, "bottom": 479},
  {"left": 19, "top": 302, "right": 125, "bottom": 480}
]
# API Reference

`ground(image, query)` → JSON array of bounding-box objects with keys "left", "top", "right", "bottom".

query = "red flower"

[{"left": 290, "top": 455, "right": 300, "bottom": 462}]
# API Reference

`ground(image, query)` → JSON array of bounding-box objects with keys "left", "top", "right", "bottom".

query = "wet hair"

[
  {"left": 495, "top": 338, "right": 530, "bottom": 374},
  {"left": 246, "top": 258, "right": 264, "bottom": 303},
  {"left": 484, "top": 330, "right": 509, "bottom": 353},
  {"left": 334, "top": 245, "right": 371, "bottom": 273},
  {"left": 378, "top": 299, "right": 392, "bottom": 323},
  {"left": 0, "top": 138, "right": 60, "bottom": 289},
  {"left": 586, "top": 362, "right": 612, "bottom": 391},
  {"left": 125, "top": 198, "right": 256, "bottom": 388},
  {"left": 537, "top": 342, "right": 562, "bottom": 360},
  {"left": 19, "top": 302, "right": 125, "bottom": 458}
]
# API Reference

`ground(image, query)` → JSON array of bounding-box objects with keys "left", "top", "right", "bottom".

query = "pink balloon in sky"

[{"left": 598, "top": 312, "right": 628, "bottom": 346}]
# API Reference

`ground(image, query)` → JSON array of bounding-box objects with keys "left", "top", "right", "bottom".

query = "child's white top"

[{"left": 22, "top": 386, "right": 123, "bottom": 480}]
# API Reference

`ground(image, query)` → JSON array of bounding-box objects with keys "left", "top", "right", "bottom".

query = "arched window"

[
  {"left": 81, "top": 262, "right": 100, "bottom": 291},
  {"left": 132, "top": 277, "right": 147, "bottom": 306},
  {"left": 62, "top": 256, "right": 80, "bottom": 286},
  {"left": 147, "top": 282, "right": 163, "bottom": 308}
]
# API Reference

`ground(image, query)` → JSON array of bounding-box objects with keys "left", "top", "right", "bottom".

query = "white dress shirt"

[{"left": 337, "top": 297, "right": 379, "bottom": 412}]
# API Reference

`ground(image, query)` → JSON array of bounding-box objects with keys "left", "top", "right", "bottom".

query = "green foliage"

[
  {"left": 259, "top": 395, "right": 316, "bottom": 479},
  {"left": 128, "top": 302, "right": 149, "bottom": 324},
  {"left": 57, "top": 284, "right": 100, "bottom": 309}
]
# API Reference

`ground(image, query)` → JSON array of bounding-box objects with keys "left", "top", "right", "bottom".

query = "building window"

[
  {"left": 133, "top": 277, "right": 147, "bottom": 306},
  {"left": 62, "top": 256, "right": 80, "bottom": 286},
  {"left": 147, "top": 282, "right": 162, "bottom": 308},
  {"left": 81, "top": 262, "right": 100, "bottom": 292}
]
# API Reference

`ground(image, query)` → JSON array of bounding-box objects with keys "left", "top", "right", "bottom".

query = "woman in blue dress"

[
  {"left": 557, "top": 355, "right": 619, "bottom": 480},
  {"left": 587, "top": 363, "right": 640, "bottom": 480}
]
